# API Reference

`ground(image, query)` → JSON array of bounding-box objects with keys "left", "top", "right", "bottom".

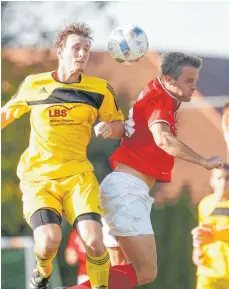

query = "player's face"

[
  {"left": 222, "top": 107, "right": 229, "bottom": 130},
  {"left": 222, "top": 107, "right": 229, "bottom": 144},
  {"left": 170, "top": 66, "right": 199, "bottom": 102},
  {"left": 58, "top": 35, "right": 91, "bottom": 73},
  {"left": 211, "top": 169, "right": 229, "bottom": 198}
]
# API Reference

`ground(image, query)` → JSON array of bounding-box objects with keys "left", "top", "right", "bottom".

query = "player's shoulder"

[
  {"left": 82, "top": 74, "right": 114, "bottom": 94},
  {"left": 135, "top": 77, "right": 167, "bottom": 106},
  {"left": 82, "top": 74, "right": 107, "bottom": 87},
  {"left": 198, "top": 194, "right": 215, "bottom": 209},
  {"left": 23, "top": 71, "right": 53, "bottom": 85}
]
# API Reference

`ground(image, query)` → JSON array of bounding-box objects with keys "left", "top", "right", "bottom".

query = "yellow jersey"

[
  {"left": 6, "top": 71, "right": 124, "bottom": 181},
  {"left": 197, "top": 194, "right": 229, "bottom": 279}
]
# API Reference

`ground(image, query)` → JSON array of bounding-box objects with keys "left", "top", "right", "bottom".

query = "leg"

[
  {"left": 20, "top": 179, "right": 63, "bottom": 289},
  {"left": 30, "top": 209, "right": 62, "bottom": 289},
  {"left": 63, "top": 173, "right": 110, "bottom": 289},
  {"left": 107, "top": 247, "right": 128, "bottom": 266},
  {"left": 32, "top": 211, "right": 62, "bottom": 277},
  {"left": 102, "top": 215, "right": 129, "bottom": 266},
  {"left": 100, "top": 171, "right": 157, "bottom": 286},
  {"left": 117, "top": 235, "right": 157, "bottom": 285},
  {"left": 76, "top": 218, "right": 110, "bottom": 289}
]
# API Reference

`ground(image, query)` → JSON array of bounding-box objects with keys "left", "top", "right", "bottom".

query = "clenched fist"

[{"left": 94, "top": 122, "right": 112, "bottom": 139}]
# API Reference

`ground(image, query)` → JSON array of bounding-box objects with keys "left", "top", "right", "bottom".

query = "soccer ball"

[{"left": 108, "top": 24, "right": 149, "bottom": 64}]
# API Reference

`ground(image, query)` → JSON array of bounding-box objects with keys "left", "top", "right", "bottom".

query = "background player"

[
  {"left": 191, "top": 164, "right": 229, "bottom": 289},
  {"left": 222, "top": 102, "right": 229, "bottom": 160}
]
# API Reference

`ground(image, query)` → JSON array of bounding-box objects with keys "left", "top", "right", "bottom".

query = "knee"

[
  {"left": 34, "top": 224, "right": 62, "bottom": 258},
  {"left": 77, "top": 218, "right": 106, "bottom": 257},
  {"left": 137, "top": 265, "right": 157, "bottom": 285},
  {"left": 84, "top": 236, "right": 106, "bottom": 256}
]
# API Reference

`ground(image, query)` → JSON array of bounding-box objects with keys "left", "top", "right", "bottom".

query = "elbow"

[
  {"left": 154, "top": 137, "right": 164, "bottom": 149},
  {"left": 154, "top": 131, "right": 169, "bottom": 149}
]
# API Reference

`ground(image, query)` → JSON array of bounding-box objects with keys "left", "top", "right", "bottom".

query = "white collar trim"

[{"left": 157, "top": 77, "right": 178, "bottom": 101}]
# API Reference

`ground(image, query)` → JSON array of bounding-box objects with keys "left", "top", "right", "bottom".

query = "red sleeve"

[
  {"left": 147, "top": 95, "right": 173, "bottom": 129},
  {"left": 148, "top": 108, "right": 172, "bottom": 128}
]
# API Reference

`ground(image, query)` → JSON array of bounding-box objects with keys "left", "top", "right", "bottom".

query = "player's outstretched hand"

[
  {"left": 204, "top": 156, "right": 224, "bottom": 170},
  {"left": 94, "top": 122, "right": 112, "bottom": 139}
]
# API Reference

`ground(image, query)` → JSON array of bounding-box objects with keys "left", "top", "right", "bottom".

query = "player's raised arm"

[
  {"left": 1, "top": 103, "right": 16, "bottom": 129},
  {"left": 150, "top": 122, "right": 223, "bottom": 170},
  {"left": 95, "top": 83, "right": 125, "bottom": 139},
  {"left": 1, "top": 77, "right": 31, "bottom": 130}
]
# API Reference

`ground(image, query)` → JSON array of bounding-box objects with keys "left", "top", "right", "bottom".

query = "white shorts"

[{"left": 100, "top": 171, "right": 154, "bottom": 247}]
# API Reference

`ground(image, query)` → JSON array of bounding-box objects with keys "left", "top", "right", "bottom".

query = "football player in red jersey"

[
  {"left": 56, "top": 53, "right": 224, "bottom": 289},
  {"left": 100, "top": 52, "right": 224, "bottom": 288}
]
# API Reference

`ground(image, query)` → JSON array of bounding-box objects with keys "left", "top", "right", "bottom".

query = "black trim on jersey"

[
  {"left": 211, "top": 207, "right": 229, "bottom": 216},
  {"left": 27, "top": 88, "right": 104, "bottom": 109},
  {"left": 107, "top": 83, "right": 119, "bottom": 111}
]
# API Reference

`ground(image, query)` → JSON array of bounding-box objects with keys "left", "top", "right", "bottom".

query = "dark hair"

[
  {"left": 161, "top": 52, "right": 202, "bottom": 80},
  {"left": 55, "top": 23, "right": 93, "bottom": 49}
]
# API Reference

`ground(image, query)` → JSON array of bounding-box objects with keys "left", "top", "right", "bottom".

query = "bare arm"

[
  {"left": 192, "top": 246, "right": 204, "bottom": 266},
  {"left": 150, "top": 122, "right": 223, "bottom": 169},
  {"left": 94, "top": 120, "right": 124, "bottom": 139},
  {"left": 1, "top": 105, "right": 16, "bottom": 129},
  {"left": 108, "top": 120, "right": 124, "bottom": 139}
]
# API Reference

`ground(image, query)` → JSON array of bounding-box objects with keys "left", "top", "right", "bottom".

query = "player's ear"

[
  {"left": 164, "top": 75, "right": 175, "bottom": 86},
  {"left": 57, "top": 47, "right": 63, "bottom": 59},
  {"left": 164, "top": 75, "right": 170, "bottom": 82}
]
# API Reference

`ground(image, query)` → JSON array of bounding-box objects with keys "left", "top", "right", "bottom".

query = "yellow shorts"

[
  {"left": 197, "top": 276, "right": 229, "bottom": 289},
  {"left": 20, "top": 172, "right": 102, "bottom": 226}
]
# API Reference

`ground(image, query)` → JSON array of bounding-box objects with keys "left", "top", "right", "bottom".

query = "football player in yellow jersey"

[
  {"left": 1, "top": 23, "right": 124, "bottom": 289},
  {"left": 192, "top": 163, "right": 229, "bottom": 289}
]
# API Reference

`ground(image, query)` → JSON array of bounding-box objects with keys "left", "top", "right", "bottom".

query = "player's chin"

[
  {"left": 74, "top": 63, "right": 85, "bottom": 72},
  {"left": 183, "top": 94, "right": 192, "bottom": 102}
]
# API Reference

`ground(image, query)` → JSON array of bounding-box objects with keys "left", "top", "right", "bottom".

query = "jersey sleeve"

[
  {"left": 215, "top": 226, "right": 229, "bottom": 242},
  {"left": 4, "top": 76, "right": 31, "bottom": 119},
  {"left": 98, "top": 83, "right": 124, "bottom": 122},
  {"left": 198, "top": 202, "right": 204, "bottom": 224},
  {"left": 148, "top": 99, "right": 173, "bottom": 130}
]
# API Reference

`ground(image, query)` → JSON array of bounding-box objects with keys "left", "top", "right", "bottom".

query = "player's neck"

[
  {"left": 56, "top": 68, "right": 81, "bottom": 83},
  {"left": 215, "top": 192, "right": 229, "bottom": 202}
]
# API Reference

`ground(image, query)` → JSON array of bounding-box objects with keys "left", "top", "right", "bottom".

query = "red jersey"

[
  {"left": 66, "top": 230, "right": 87, "bottom": 276},
  {"left": 110, "top": 77, "right": 180, "bottom": 182}
]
